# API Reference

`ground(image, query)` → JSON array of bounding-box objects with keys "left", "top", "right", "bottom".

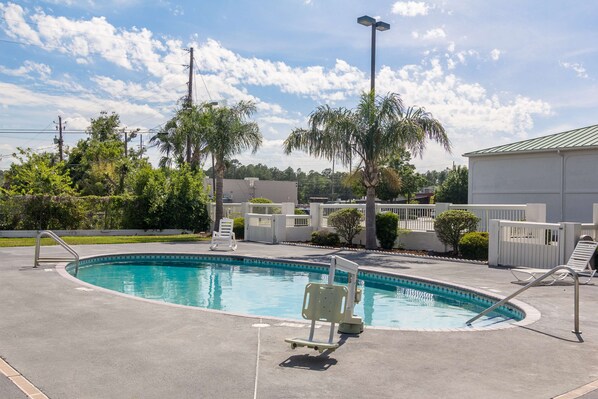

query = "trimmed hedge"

[
  {"left": 434, "top": 210, "right": 480, "bottom": 254},
  {"left": 376, "top": 212, "right": 399, "bottom": 249},
  {"left": 233, "top": 217, "right": 245, "bottom": 239},
  {"left": 459, "top": 232, "right": 489, "bottom": 260},
  {"left": 311, "top": 230, "right": 340, "bottom": 246},
  {"left": 328, "top": 208, "right": 363, "bottom": 245}
]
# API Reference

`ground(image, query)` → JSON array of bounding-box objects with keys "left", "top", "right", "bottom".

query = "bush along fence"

[
  {"left": 0, "top": 193, "right": 210, "bottom": 235},
  {"left": 230, "top": 202, "right": 548, "bottom": 254}
]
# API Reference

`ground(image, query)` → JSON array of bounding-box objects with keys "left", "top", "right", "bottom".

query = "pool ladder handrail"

[
  {"left": 34, "top": 230, "right": 80, "bottom": 275},
  {"left": 466, "top": 265, "right": 581, "bottom": 335}
]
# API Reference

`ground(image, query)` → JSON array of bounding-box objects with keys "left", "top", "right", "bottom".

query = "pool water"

[{"left": 71, "top": 257, "right": 521, "bottom": 329}]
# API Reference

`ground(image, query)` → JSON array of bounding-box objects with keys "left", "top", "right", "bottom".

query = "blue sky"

[{"left": 0, "top": 0, "right": 597, "bottom": 172}]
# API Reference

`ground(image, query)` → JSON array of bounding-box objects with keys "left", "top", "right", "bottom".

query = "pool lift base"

[{"left": 285, "top": 256, "right": 363, "bottom": 353}]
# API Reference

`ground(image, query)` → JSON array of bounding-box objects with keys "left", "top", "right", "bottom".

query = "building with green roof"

[{"left": 463, "top": 124, "right": 598, "bottom": 223}]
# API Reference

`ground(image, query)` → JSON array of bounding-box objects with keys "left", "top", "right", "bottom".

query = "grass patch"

[{"left": 0, "top": 234, "right": 210, "bottom": 248}]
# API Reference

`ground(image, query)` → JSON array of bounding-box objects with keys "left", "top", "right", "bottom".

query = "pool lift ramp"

[{"left": 285, "top": 256, "right": 364, "bottom": 353}]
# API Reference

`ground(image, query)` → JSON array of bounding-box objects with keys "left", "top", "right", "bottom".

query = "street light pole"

[{"left": 357, "top": 15, "right": 390, "bottom": 95}]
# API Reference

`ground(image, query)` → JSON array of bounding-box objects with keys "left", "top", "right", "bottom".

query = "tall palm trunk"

[
  {"left": 365, "top": 186, "right": 377, "bottom": 249},
  {"left": 214, "top": 158, "right": 225, "bottom": 231}
]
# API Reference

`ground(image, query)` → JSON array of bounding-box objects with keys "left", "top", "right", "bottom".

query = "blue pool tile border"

[{"left": 68, "top": 253, "right": 526, "bottom": 322}]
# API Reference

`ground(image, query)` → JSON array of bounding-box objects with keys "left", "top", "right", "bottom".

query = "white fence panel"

[
  {"left": 497, "top": 221, "right": 561, "bottom": 268},
  {"left": 450, "top": 204, "right": 526, "bottom": 232},
  {"left": 244, "top": 214, "right": 275, "bottom": 243},
  {"left": 284, "top": 215, "right": 312, "bottom": 242}
]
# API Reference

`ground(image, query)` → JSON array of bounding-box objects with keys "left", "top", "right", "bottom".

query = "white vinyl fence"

[
  {"left": 449, "top": 204, "right": 527, "bottom": 232},
  {"left": 313, "top": 203, "right": 542, "bottom": 233},
  {"left": 488, "top": 220, "right": 585, "bottom": 269}
]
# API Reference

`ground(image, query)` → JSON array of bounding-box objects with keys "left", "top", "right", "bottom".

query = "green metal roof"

[{"left": 463, "top": 124, "right": 598, "bottom": 157}]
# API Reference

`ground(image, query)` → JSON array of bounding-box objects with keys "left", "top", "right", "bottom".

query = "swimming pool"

[{"left": 66, "top": 254, "right": 526, "bottom": 330}]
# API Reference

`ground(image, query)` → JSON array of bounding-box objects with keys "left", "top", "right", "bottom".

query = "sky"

[{"left": 0, "top": 0, "right": 597, "bottom": 173}]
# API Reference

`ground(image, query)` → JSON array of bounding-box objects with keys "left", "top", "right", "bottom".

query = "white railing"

[
  {"left": 208, "top": 203, "right": 244, "bottom": 221},
  {"left": 377, "top": 204, "right": 436, "bottom": 231},
  {"left": 317, "top": 203, "right": 527, "bottom": 232},
  {"left": 247, "top": 202, "right": 283, "bottom": 215},
  {"left": 319, "top": 204, "right": 364, "bottom": 228},
  {"left": 495, "top": 221, "right": 562, "bottom": 269},
  {"left": 286, "top": 214, "right": 311, "bottom": 228},
  {"left": 450, "top": 204, "right": 526, "bottom": 232}
]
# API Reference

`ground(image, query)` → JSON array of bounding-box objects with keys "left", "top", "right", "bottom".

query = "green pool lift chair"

[{"left": 285, "top": 256, "right": 363, "bottom": 353}]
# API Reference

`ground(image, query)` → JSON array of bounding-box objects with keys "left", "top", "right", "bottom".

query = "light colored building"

[
  {"left": 204, "top": 177, "right": 298, "bottom": 204},
  {"left": 464, "top": 124, "right": 598, "bottom": 222}
]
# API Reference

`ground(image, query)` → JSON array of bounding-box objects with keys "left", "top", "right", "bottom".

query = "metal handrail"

[
  {"left": 466, "top": 265, "right": 581, "bottom": 335},
  {"left": 34, "top": 230, "right": 80, "bottom": 275}
]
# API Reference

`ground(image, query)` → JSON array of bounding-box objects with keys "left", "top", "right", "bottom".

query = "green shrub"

[
  {"left": 249, "top": 197, "right": 272, "bottom": 203},
  {"left": 459, "top": 232, "right": 489, "bottom": 260},
  {"left": 18, "top": 195, "right": 85, "bottom": 230},
  {"left": 376, "top": 212, "right": 399, "bottom": 249},
  {"left": 434, "top": 210, "right": 480, "bottom": 254},
  {"left": 328, "top": 208, "right": 363, "bottom": 245},
  {"left": 233, "top": 217, "right": 245, "bottom": 239},
  {"left": 294, "top": 208, "right": 306, "bottom": 215},
  {"left": 311, "top": 230, "right": 340, "bottom": 246}
]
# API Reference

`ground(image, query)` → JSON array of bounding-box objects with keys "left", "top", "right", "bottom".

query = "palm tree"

[
  {"left": 284, "top": 92, "right": 451, "bottom": 249},
  {"left": 150, "top": 115, "right": 188, "bottom": 168},
  {"left": 199, "top": 101, "right": 262, "bottom": 230}
]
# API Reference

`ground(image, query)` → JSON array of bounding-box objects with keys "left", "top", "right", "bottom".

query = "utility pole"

[
  {"left": 53, "top": 116, "right": 66, "bottom": 161},
  {"left": 139, "top": 133, "right": 143, "bottom": 158},
  {"left": 186, "top": 47, "right": 194, "bottom": 164}
]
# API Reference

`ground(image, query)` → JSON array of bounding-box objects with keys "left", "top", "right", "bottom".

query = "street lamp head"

[
  {"left": 375, "top": 21, "right": 390, "bottom": 31},
  {"left": 357, "top": 15, "right": 375, "bottom": 26}
]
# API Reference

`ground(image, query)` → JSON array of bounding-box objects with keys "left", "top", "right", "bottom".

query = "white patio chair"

[
  {"left": 511, "top": 240, "right": 598, "bottom": 285},
  {"left": 209, "top": 218, "right": 237, "bottom": 251}
]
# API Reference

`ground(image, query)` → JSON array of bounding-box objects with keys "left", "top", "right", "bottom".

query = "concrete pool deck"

[{"left": 1, "top": 241, "right": 598, "bottom": 398}]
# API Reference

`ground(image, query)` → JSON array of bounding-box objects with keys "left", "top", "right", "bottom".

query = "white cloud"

[
  {"left": 422, "top": 28, "right": 446, "bottom": 40},
  {"left": 391, "top": 1, "right": 429, "bottom": 17},
  {"left": 560, "top": 62, "right": 588, "bottom": 79},
  {"left": 490, "top": 49, "right": 501, "bottom": 61},
  {"left": 0, "top": 3, "right": 43, "bottom": 45},
  {"left": 0, "top": 60, "right": 51, "bottom": 78},
  {"left": 193, "top": 40, "right": 367, "bottom": 102},
  {"left": 376, "top": 59, "right": 551, "bottom": 158}
]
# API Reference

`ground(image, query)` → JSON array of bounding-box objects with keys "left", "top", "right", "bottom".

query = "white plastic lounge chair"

[
  {"left": 209, "top": 218, "right": 237, "bottom": 251},
  {"left": 511, "top": 240, "right": 598, "bottom": 285}
]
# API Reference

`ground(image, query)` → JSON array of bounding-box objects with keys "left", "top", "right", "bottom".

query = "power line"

[
  {"left": 0, "top": 129, "right": 156, "bottom": 134},
  {"left": 193, "top": 55, "right": 213, "bottom": 102}
]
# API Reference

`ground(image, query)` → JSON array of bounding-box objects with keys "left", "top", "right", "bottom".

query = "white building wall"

[
  {"left": 204, "top": 178, "right": 298, "bottom": 204},
  {"left": 468, "top": 149, "right": 598, "bottom": 222}
]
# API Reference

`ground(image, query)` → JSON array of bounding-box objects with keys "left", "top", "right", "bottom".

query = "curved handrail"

[
  {"left": 34, "top": 230, "right": 80, "bottom": 275},
  {"left": 466, "top": 265, "right": 580, "bottom": 334}
]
